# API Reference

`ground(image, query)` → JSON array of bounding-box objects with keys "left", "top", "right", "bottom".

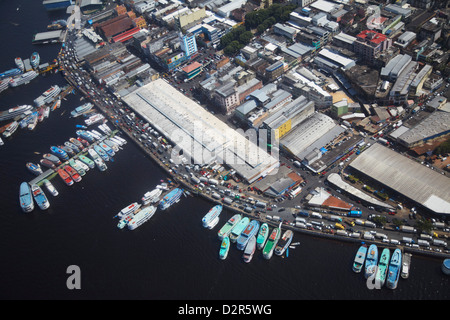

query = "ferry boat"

[
  {"left": 142, "top": 189, "right": 162, "bottom": 205},
  {"left": 229, "top": 217, "right": 250, "bottom": 243},
  {"left": 242, "top": 235, "right": 256, "bottom": 263},
  {"left": 15, "top": 57, "right": 24, "bottom": 71},
  {"left": 64, "top": 165, "right": 82, "bottom": 183},
  {"left": 401, "top": 253, "right": 411, "bottom": 279},
  {"left": 0, "top": 68, "right": 22, "bottom": 80},
  {"left": 30, "top": 52, "right": 40, "bottom": 69},
  {"left": 69, "top": 137, "right": 84, "bottom": 150},
  {"left": 9, "top": 70, "right": 38, "bottom": 87},
  {"left": 2, "top": 121, "right": 19, "bottom": 138},
  {"left": 43, "top": 153, "right": 61, "bottom": 165},
  {"left": 375, "top": 248, "right": 390, "bottom": 287},
  {"left": 352, "top": 244, "right": 368, "bottom": 273},
  {"left": 442, "top": 259, "right": 450, "bottom": 276},
  {"left": 20, "top": 112, "right": 34, "bottom": 128},
  {"left": 50, "top": 146, "right": 69, "bottom": 160},
  {"left": 43, "top": 179, "right": 58, "bottom": 197},
  {"left": 202, "top": 205, "right": 223, "bottom": 229},
  {"left": 78, "top": 155, "right": 95, "bottom": 169},
  {"left": 65, "top": 141, "right": 80, "bottom": 153},
  {"left": 274, "top": 229, "right": 293, "bottom": 256},
  {"left": 93, "top": 145, "right": 109, "bottom": 161},
  {"left": 94, "top": 158, "right": 107, "bottom": 171},
  {"left": 34, "top": 85, "right": 61, "bottom": 107},
  {"left": 69, "top": 159, "right": 85, "bottom": 176},
  {"left": 77, "top": 137, "right": 90, "bottom": 148},
  {"left": 70, "top": 102, "right": 93, "bottom": 118},
  {"left": 218, "top": 214, "right": 242, "bottom": 240},
  {"left": 19, "top": 182, "right": 34, "bottom": 213},
  {"left": 85, "top": 114, "right": 104, "bottom": 126},
  {"left": 262, "top": 224, "right": 281, "bottom": 260},
  {"left": 26, "top": 162, "right": 43, "bottom": 175},
  {"left": 99, "top": 141, "right": 115, "bottom": 157},
  {"left": 159, "top": 188, "right": 183, "bottom": 211},
  {"left": 59, "top": 144, "right": 75, "bottom": 157},
  {"left": 0, "top": 77, "right": 11, "bottom": 93},
  {"left": 0, "top": 104, "right": 33, "bottom": 122},
  {"left": 127, "top": 206, "right": 157, "bottom": 230},
  {"left": 117, "top": 202, "right": 141, "bottom": 218},
  {"left": 219, "top": 236, "right": 230, "bottom": 260},
  {"left": 27, "top": 112, "right": 38, "bottom": 130},
  {"left": 256, "top": 223, "right": 269, "bottom": 250},
  {"left": 364, "top": 244, "right": 378, "bottom": 279},
  {"left": 117, "top": 215, "right": 133, "bottom": 229},
  {"left": 31, "top": 184, "right": 50, "bottom": 210},
  {"left": 386, "top": 248, "right": 402, "bottom": 289},
  {"left": 57, "top": 168, "right": 73, "bottom": 186},
  {"left": 236, "top": 220, "right": 260, "bottom": 250}
]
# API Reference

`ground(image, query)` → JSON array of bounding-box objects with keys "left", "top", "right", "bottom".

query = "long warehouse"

[
  {"left": 349, "top": 143, "right": 450, "bottom": 216},
  {"left": 122, "top": 79, "right": 280, "bottom": 184}
]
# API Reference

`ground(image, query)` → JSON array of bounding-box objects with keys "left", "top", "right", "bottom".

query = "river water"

[{"left": 0, "top": 0, "right": 449, "bottom": 302}]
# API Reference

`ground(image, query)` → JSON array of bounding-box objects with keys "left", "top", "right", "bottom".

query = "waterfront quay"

[{"left": 56, "top": 5, "right": 450, "bottom": 260}]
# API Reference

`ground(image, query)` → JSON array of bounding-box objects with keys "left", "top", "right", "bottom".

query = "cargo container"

[
  {"left": 420, "top": 234, "right": 433, "bottom": 241},
  {"left": 348, "top": 210, "right": 362, "bottom": 217},
  {"left": 433, "top": 239, "right": 447, "bottom": 247}
]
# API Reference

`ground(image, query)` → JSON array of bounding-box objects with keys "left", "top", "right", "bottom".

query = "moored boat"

[
  {"left": 68, "top": 159, "right": 85, "bottom": 176},
  {"left": 202, "top": 205, "right": 223, "bottom": 229},
  {"left": 43, "top": 179, "right": 58, "bottom": 197},
  {"left": 219, "top": 236, "right": 230, "bottom": 260},
  {"left": 364, "top": 244, "right": 378, "bottom": 279},
  {"left": 65, "top": 141, "right": 80, "bottom": 153},
  {"left": 59, "top": 144, "right": 75, "bottom": 157},
  {"left": 442, "top": 259, "right": 450, "bottom": 276},
  {"left": 78, "top": 154, "right": 95, "bottom": 169},
  {"left": 43, "top": 153, "right": 62, "bottom": 165},
  {"left": 242, "top": 235, "right": 257, "bottom": 263},
  {"left": 51, "top": 99, "right": 61, "bottom": 111},
  {"left": 31, "top": 184, "right": 50, "bottom": 210},
  {"left": 57, "top": 168, "right": 73, "bottom": 186},
  {"left": 94, "top": 158, "right": 107, "bottom": 171},
  {"left": 352, "top": 244, "right": 368, "bottom": 273},
  {"left": 256, "top": 223, "right": 269, "bottom": 250},
  {"left": 218, "top": 214, "right": 242, "bottom": 240},
  {"left": 76, "top": 130, "right": 95, "bottom": 143},
  {"left": 274, "top": 229, "right": 293, "bottom": 256},
  {"left": 141, "top": 188, "right": 162, "bottom": 205},
  {"left": 70, "top": 102, "right": 93, "bottom": 117},
  {"left": 27, "top": 112, "right": 38, "bottom": 130},
  {"left": 229, "top": 217, "right": 250, "bottom": 243},
  {"left": 237, "top": 220, "right": 260, "bottom": 250},
  {"left": 40, "top": 158, "right": 56, "bottom": 169},
  {"left": 30, "top": 52, "right": 40, "bottom": 69},
  {"left": 93, "top": 145, "right": 109, "bottom": 161},
  {"left": 15, "top": 57, "right": 24, "bottom": 71},
  {"left": 262, "top": 223, "right": 281, "bottom": 260},
  {"left": 50, "top": 146, "right": 68, "bottom": 160},
  {"left": 401, "top": 253, "right": 411, "bottom": 279},
  {"left": 3, "top": 121, "right": 19, "bottom": 138},
  {"left": 77, "top": 137, "right": 90, "bottom": 148},
  {"left": 99, "top": 141, "right": 115, "bottom": 157},
  {"left": 127, "top": 206, "right": 157, "bottom": 230},
  {"left": 69, "top": 137, "right": 84, "bottom": 150},
  {"left": 64, "top": 165, "right": 82, "bottom": 182},
  {"left": 386, "top": 248, "right": 402, "bottom": 289},
  {"left": 117, "top": 202, "right": 141, "bottom": 218},
  {"left": 26, "top": 162, "right": 43, "bottom": 175},
  {"left": 375, "top": 248, "right": 390, "bottom": 287},
  {"left": 19, "top": 182, "right": 34, "bottom": 213},
  {"left": 158, "top": 188, "right": 183, "bottom": 211}
]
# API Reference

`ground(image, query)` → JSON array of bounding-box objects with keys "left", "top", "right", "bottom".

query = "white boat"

[
  {"left": 43, "top": 179, "right": 58, "bottom": 197},
  {"left": 117, "top": 202, "right": 141, "bottom": 218},
  {"left": 127, "top": 206, "right": 157, "bottom": 230},
  {"left": 94, "top": 158, "right": 107, "bottom": 171},
  {"left": 142, "top": 188, "right": 162, "bottom": 205}
]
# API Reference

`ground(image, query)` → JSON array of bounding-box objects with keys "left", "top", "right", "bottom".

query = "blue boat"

[
  {"left": 352, "top": 244, "right": 368, "bottom": 273},
  {"left": 0, "top": 68, "right": 22, "bottom": 79},
  {"left": 94, "top": 145, "right": 110, "bottom": 161},
  {"left": 76, "top": 130, "right": 95, "bottom": 143},
  {"left": 202, "top": 205, "right": 222, "bottom": 229},
  {"left": 219, "top": 236, "right": 230, "bottom": 260},
  {"left": 386, "top": 248, "right": 402, "bottom": 289},
  {"left": 19, "top": 182, "right": 34, "bottom": 213},
  {"left": 364, "top": 244, "right": 378, "bottom": 279},
  {"left": 237, "top": 220, "right": 260, "bottom": 250},
  {"left": 99, "top": 141, "right": 115, "bottom": 157},
  {"left": 59, "top": 144, "right": 75, "bottom": 157},
  {"left": 159, "top": 188, "right": 183, "bottom": 210},
  {"left": 50, "top": 146, "right": 69, "bottom": 161}
]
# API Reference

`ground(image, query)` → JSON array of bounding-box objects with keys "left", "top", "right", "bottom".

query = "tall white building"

[{"left": 179, "top": 32, "right": 198, "bottom": 57}]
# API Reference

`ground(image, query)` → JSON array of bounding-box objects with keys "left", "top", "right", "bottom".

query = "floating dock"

[{"left": 32, "top": 30, "right": 64, "bottom": 44}]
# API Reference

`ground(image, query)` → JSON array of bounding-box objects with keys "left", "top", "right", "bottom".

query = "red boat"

[
  {"left": 58, "top": 168, "right": 73, "bottom": 186},
  {"left": 64, "top": 165, "right": 81, "bottom": 183},
  {"left": 77, "top": 137, "right": 90, "bottom": 147}
]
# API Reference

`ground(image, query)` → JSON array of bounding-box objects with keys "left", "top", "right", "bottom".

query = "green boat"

[
  {"left": 262, "top": 223, "right": 281, "bottom": 260},
  {"left": 218, "top": 214, "right": 242, "bottom": 240},
  {"left": 375, "top": 248, "right": 390, "bottom": 287},
  {"left": 78, "top": 154, "right": 95, "bottom": 169},
  {"left": 256, "top": 223, "right": 269, "bottom": 250},
  {"left": 229, "top": 217, "right": 250, "bottom": 243},
  {"left": 219, "top": 236, "right": 230, "bottom": 260},
  {"left": 69, "top": 159, "right": 86, "bottom": 176}
]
